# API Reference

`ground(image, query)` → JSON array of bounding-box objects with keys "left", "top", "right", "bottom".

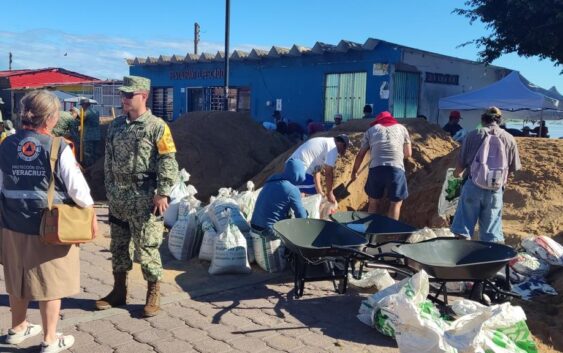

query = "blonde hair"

[{"left": 20, "top": 90, "right": 61, "bottom": 128}]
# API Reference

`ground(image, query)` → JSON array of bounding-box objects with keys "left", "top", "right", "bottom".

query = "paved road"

[{"left": 0, "top": 204, "right": 398, "bottom": 352}]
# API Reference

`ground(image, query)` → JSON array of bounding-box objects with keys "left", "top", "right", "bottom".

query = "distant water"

[{"left": 506, "top": 120, "right": 563, "bottom": 139}]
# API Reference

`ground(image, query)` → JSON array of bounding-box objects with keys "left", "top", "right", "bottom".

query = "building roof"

[
  {"left": 0, "top": 68, "right": 100, "bottom": 89},
  {"left": 126, "top": 37, "right": 504, "bottom": 69}
]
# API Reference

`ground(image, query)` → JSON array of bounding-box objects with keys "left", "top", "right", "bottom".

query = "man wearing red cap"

[
  {"left": 351, "top": 111, "right": 412, "bottom": 220},
  {"left": 443, "top": 111, "right": 463, "bottom": 137}
]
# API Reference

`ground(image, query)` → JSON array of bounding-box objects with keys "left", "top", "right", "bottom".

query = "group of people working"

[
  {"left": 0, "top": 76, "right": 178, "bottom": 352},
  {"left": 250, "top": 110, "right": 412, "bottom": 235}
]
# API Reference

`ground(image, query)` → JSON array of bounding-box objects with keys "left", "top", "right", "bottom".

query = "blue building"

[{"left": 127, "top": 38, "right": 509, "bottom": 126}]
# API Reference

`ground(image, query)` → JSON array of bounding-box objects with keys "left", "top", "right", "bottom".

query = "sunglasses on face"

[{"left": 120, "top": 91, "right": 141, "bottom": 99}]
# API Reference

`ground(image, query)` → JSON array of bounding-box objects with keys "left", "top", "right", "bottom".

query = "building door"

[
  {"left": 187, "top": 88, "right": 204, "bottom": 112},
  {"left": 151, "top": 87, "right": 173, "bottom": 121},
  {"left": 392, "top": 71, "right": 420, "bottom": 118},
  {"left": 324, "top": 72, "right": 367, "bottom": 122}
]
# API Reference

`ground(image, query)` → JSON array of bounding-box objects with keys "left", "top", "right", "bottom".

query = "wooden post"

[{"left": 111, "top": 106, "right": 116, "bottom": 119}]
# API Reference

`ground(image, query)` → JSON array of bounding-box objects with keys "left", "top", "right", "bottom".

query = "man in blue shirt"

[{"left": 251, "top": 159, "right": 308, "bottom": 234}]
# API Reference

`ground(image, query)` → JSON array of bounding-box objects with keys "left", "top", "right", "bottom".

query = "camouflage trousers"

[
  {"left": 108, "top": 195, "right": 164, "bottom": 282},
  {"left": 82, "top": 141, "right": 99, "bottom": 167}
]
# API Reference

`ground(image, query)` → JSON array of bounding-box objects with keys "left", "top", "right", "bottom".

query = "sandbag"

[
  {"left": 509, "top": 252, "right": 550, "bottom": 278},
  {"left": 521, "top": 236, "right": 563, "bottom": 266},
  {"left": 252, "top": 231, "right": 286, "bottom": 273},
  {"left": 168, "top": 200, "right": 198, "bottom": 260},
  {"left": 209, "top": 221, "right": 251, "bottom": 275},
  {"left": 164, "top": 169, "right": 197, "bottom": 228},
  {"left": 198, "top": 221, "right": 217, "bottom": 261},
  {"left": 234, "top": 181, "right": 260, "bottom": 221},
  {"left": 446, "top": 300, "right": 537, "bottom": 353},
  {"left": 319, "top": 197, "right": 338, "bottom": 220},
  {"left": 302, "top": 194, "right": 322, "bottom": 219}
]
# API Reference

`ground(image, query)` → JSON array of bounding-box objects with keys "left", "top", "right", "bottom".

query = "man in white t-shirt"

[
  {"left": 351, "top": 111, "right": 411, "bottom": 220},
  {"left": 287, "top": 134, "right": 350, "bottom": 203}
]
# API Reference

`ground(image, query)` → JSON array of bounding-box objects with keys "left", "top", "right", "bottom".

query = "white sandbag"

[
  {"left": 209, "top": 222, "right": 251, "bottom": 275},
  {"left": 302, "top": 194, "right": 322, "bottom": 219},
  {"left": 445, "top": 300, "right": 537, "bottom": 353},
  {"left": 348, "top": 269, "right": 395, "bottom": 290},
  {"left": 198, "top": 221, "right": 217, "bottom": 261},
  {"left": 168, "top": 200, "right": 197, "bottom": 260},
  {"left": 509, "top": 252, "right": 550, "bottom": 278},
  {"left": 521, "top": 236, "right": 563, "bottom": 266},
  {"left": 408, "top": 227, "right": 454, "bottom": 243},
  {"left": 252, "top": 231, "right": 286, "bottom": 273},
  {"left": 319, "top": 197, "right": 338, "bottom": 220},
  {"left": 164, "top": 169, "right": 196, "bottom": 228},
  {"left": 234, "top": 181, "right": 260, "bottom": 221}
]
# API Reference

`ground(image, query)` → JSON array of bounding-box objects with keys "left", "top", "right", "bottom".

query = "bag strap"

[{"left": 46, "top": 136, "right": 62, "bottom": 210}]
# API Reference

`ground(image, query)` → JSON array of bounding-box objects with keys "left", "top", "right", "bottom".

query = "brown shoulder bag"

[{"left": 39, "top": 137, "right": 95, "bottom": 245}]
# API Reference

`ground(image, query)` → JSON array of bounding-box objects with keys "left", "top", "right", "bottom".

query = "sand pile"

[
  {"left": 86, "top": 111, "right": 293, "bottom": 201},
  {"left": 252, "top": 118, "right": 459, "bottom": 228}
]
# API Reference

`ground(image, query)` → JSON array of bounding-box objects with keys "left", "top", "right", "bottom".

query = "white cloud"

[{"left": 0, "top": 29, "right": 267, "bottom": 80}]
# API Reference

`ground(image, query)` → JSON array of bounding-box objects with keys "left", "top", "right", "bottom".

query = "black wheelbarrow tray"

[
  {"left": 273, "top": 218, "right": 368, "bottom": 298},
  {"left": 330, "top": 211, "right": 417, "bottom": 245},
  {"left": 274, "top": 219, "right": 519, "bottom": 304}
]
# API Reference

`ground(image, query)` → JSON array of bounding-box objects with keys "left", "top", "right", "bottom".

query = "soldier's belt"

[{"left": 112, "top": 173, "right": 157, "bottom": 183}]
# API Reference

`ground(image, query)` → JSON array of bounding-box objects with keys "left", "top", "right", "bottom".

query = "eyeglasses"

[{"left": 120, "top": 91, "right": 141, "bottom": 99}]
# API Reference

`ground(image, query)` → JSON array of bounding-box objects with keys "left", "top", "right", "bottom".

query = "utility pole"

[
  {"left": 224, "top": 0, "right": 230, "bottom": 111},
  {"left": 9, "top": 52, "right": 12, "bottom": 70},
  {"left": 194, "top": 23, "right": 200, "bottom": 55}
]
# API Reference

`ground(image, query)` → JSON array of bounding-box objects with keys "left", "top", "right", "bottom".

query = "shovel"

[{"left": 333, "top": 162, "right": 369, "bottom": 200}]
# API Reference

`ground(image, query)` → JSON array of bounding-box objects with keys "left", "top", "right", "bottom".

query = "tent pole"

[{"left": 539, "top": 110, "right": 544, "bottom": 137}]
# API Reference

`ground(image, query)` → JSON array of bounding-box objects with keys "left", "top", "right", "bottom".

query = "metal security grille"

[
  {"left": 324, "top": 72, "right": 367, "bottom": 122},
  {"left": 392, "top": 71, "right": 420, "bottom": 118},
  {"left": 152, "top": 87, "right": 174, "bottom": 121},
  {"left": 187, "top": 87, "right": 247, "bottom": 112}
]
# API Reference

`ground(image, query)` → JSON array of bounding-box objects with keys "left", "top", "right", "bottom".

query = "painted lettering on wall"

[
  {"left": 170, "top": 69, "right": 225, "bottom": 80},
  {"left": 425, "top": 72, "right": 459, "bottom": 85}
]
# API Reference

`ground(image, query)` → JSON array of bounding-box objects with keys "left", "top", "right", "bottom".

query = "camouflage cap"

[{"left": 118, "top": 75, "right": 151, "bottom": 92}]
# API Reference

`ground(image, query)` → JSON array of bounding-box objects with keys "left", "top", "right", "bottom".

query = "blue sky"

[{"left": 1, "top": 0, "right": 561, "bottom": 91}]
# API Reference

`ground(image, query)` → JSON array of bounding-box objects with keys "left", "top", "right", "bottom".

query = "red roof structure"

[{"left": 0, "top": 68, "right": 100, "bottom": 89}]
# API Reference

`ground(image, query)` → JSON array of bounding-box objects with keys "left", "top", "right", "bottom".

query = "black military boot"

[{"left": 95, "top": 272, "right": 127, "bottom": 310}]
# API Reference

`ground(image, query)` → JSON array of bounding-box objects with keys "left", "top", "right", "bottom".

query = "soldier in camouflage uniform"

[
  {"left": 52, "top": 110, "right": 77, "bottom": 138},
  {"left": 95, "top": 76, "right": 178, "bottom": 317},
  {"left": 79, "top": 98, "right": 101, "bottom": 167}
]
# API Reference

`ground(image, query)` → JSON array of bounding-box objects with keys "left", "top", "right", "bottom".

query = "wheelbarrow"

[{"left": 273, "top": 218, "right": 518, "bottom": 305}]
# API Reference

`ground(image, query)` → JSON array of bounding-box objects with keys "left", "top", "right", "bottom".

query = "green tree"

[{"left": 454, "top": 0, "right": 563, "bottom": 68}]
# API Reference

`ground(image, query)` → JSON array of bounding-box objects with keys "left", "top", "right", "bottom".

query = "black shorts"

[{"left": 365, "top": 166, "right": 408, "bottom": 202}]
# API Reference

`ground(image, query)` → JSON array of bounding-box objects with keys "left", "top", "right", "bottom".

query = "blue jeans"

[{"left": 451, "top": 179, "right": 504, "bottom": 243}]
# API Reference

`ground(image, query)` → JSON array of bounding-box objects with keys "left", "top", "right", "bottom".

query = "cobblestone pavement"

[{"left": 0, "top": 204, "right": 398, "bottom": 353}]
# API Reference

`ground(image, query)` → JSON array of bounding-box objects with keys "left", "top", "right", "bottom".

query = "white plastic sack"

[
  {"left": 164, "top": 169, "right": 195, "bottom": 228},
  {"left": 348, "top": 269, "right": 395, "bottom": 290},
  {"left": 407, "top": 227, "right": 454, "bottom": 243},
  {"left": 438, "top": 168, "right": 459, "bottom": 218},
  {"left": 445, "top": 300, "right": 538, "bottom": 353},
  {"left": 521, "top": 236, "right": 563, "bottom": 266},
  {"left": 319, "top": 197, "right": 338, "bottom": 220},
  {"left": 198, "top": 221, "right": 217, "bottom": 261},
  {"left": 509, "top": 252, "right": 550, "bottom": 278},
  {"left": 252, "top": 231, "right": 286, "bottom": 273},
  {"left": 302, "top": 194, "right": 322, "bottom": 219},
  {"left": 168, "top": 201, "right": 197, "bottom": 260},
  {"left": 209, "top": 222, "right": 251, "bottom": 275},
  {"left": 234, "top": 181, "right": 260, "bottom": 221}
]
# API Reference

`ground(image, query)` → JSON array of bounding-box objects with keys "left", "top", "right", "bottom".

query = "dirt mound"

[
  {"left": 86, "top": 111, "right": 293, "bottom": 202},
  {"left": 252, "top": 118, "right": 459, "bottom": 227}
]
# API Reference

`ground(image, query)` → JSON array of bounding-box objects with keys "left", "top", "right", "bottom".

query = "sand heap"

[
  {"left": 85, "top": 111, "right": 293, "bottom": 201},
  {"left": 252, "top": 118, "right": 459, "bottom": 228}
]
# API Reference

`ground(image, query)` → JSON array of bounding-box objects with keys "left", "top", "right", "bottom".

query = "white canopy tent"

[{"left": 439, "top": 71, "right": 562, "bottom": 114}]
